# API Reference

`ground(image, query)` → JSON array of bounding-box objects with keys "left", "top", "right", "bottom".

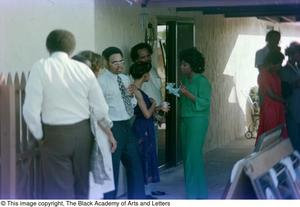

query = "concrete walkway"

[{"left": 152, "top": 138, "right": 255, "bottom": 199}]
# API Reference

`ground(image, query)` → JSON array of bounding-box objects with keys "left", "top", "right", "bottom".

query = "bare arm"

[
  {"left": 97, "top": 121, "right": 117, "bottom": 153},
  {"left": 134, "top": 90, "right": 156, "bottom": 119}
]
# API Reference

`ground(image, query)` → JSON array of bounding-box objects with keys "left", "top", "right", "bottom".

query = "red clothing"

[{"left": 256, "top": 69, "right": 287, "bottom": 144}]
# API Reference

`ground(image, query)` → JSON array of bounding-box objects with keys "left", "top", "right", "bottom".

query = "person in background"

[
  {"left": 279, "top": 42, "right": 300, "bottom": 151},
  {"left": 98, "top": 46, "right": 145, "bottom": 199},
  {"left": 72, "top": 52, "right": 117, "bottom": 198},
  {"left": 72, "top": 51, "right": 117, "bottom": 152},
  {"left": 77, "top": 50, "right": 102, "bottom": 77},
  {"left": 255, "top": 30, "right": 281, "bottom": 71},
  {"left": 72, "top": 54, "right": 92, "bottom": 68},
  {"left": 130, "top": 42, "right": 166, "bottom": 196},
  {"left": 23, "top": 29, "right": 109, "bottom": 199},
  {"left": 178, "top": 47, "right": 211, "bottom": 199},
  {"left": 256, "top": 50, "right": 287, "bottom": 145}
]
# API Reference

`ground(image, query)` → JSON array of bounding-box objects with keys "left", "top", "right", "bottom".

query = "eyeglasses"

[{"left": 110, "top": 60, "right": 124, "bottom": 66}]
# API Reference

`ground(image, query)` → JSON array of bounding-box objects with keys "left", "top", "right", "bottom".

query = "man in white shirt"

[
  {"left": 255, "top": 30, "right": 281, "bottom": 70},
  {"left": 130, "top": 43, "right": 165, "bottom": 197},
  {"left": 23, "top": 29, "right": 109, "bottom": 199},
  {"left": 99, "top": 47, "right": 145, "bottom": 199}
]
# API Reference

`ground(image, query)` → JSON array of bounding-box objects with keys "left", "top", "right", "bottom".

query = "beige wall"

[
  {"left": 94, "top": 0, "right": 177, "bottom": 68},
  {"left": 195, "top": 16, "right": 268, "bottom": 150},
  {"left": 0, "top": 0, "right": 95, "bottom": 75},
  {"left": 95, "top": 0, "right": 144, "bottom": 68},
  {"left": 193, "top": 15, "right": 300, "bottom": 151}
]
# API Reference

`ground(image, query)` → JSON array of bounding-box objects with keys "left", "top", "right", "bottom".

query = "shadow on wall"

[
  {"left": 202, "top": 30, "right": 245, "bottom": 152},
  {"left": 205, "top": 34, "right": 264, "bottom": 152},
  {"left": 221, "top": 34, "right": 261, "bottom": 144},
  {"left": 223, "top": 34, "right": 300, "bottom": 131},
  {"left": 204, "top": 33, "right": 300, "bottom": 152},
  {"left": 205, "top": 72, "right": 246, "bottom": 153}
]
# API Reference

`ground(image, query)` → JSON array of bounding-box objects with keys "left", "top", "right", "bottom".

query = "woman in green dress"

[{"left": 179, "top": 47, "right": 212, "bottom": 199}]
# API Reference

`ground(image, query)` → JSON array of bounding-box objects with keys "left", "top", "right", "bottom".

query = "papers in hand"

[{"left": 166, "top": 83, "right": 180, "bottom": 97}]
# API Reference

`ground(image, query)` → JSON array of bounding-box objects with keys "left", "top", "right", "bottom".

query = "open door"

[{"left": 164, "top": 21, "right": 195, "bottom": 167}]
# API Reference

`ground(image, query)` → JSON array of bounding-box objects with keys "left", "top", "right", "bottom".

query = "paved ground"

[{"left": 152, "top": 138, "right": 255, "bottom": 199}]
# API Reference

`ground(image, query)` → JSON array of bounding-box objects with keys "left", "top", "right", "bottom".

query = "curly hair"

[
  {"left": 179, "top": 47, "right": 205, "bottom": 74},
  {"left": 129, "top": 62, "right": 152, "bottom": 80}
]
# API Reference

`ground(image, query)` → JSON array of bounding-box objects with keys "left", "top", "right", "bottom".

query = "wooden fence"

[{"left": 0, "top": 72, "right": 41, "bottom": 199}]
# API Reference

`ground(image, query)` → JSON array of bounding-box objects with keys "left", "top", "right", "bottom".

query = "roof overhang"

[{"left": 142, "top": 0, "right": 300, "bottom": 22}]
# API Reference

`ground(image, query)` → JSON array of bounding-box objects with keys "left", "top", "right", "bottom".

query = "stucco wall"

[
  {"left": 94, "top": 0, "right": 178, "bottom": 68},
  {"left": 94, "top": 0, "right": 144, "bottom": 68},
  {"left": 0, "top": 0, "right": 95, "bottom": 74},
  {"left": 195, "top": 16, "right": 267, "bottom": 151},
  {"left": 193, "top": 15, "right": 300, "bottom": 151}
]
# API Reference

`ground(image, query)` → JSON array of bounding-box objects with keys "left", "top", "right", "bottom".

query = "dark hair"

[
  {"left": 46, "top": 29, "right": 76, "bottom": 55},
  {"left": 285, "top": 42, "right": 300, "bottom": 57},
  {"left": 129, "top": 62, "right": 152, "bottom": 80},
  {"left": 130, "top": 42, "right": 153, "bottom": 62},
  {"left": 102, "top": 47, "right": 123, "bottom": 62},
  {"left": 77, "top": 50, "right": 102, "bottom": 73},
  {"left": 264, "top": 51, "right": 284, "bottom": 65},
  {"left": 179, "top": 47, "right": 205, "bottom": 74},
  {"left": 72, "top": 55, "right": 92, "bottom": 68},
  {"left": 265, "top": 30, "right": 281, "bottom": 42}
]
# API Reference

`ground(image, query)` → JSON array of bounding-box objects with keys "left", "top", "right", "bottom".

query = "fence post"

[{"left": 0, "top": 73, "right": 17, "bottom": 198}]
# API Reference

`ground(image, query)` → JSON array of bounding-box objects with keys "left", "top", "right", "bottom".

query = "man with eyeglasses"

[{"left": 98, "top": 47, "right": 145, "bottom": 199}]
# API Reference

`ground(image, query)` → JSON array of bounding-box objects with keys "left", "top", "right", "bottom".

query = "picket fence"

[{"left": 0, "top": 72, "right": 41, "bottom": 199}]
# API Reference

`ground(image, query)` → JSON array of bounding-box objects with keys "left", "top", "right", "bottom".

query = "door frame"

[{"left": 157, "top": 17, "right": 195, "bottom": 167}]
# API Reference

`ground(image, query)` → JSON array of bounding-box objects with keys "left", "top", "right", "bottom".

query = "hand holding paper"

[{"left": 166, "top": 83, "right": 180, "bottom": 97}]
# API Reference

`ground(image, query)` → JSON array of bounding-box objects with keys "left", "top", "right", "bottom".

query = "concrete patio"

[{"left": 152, "top": 138, "right": 255, "bottom": 199}]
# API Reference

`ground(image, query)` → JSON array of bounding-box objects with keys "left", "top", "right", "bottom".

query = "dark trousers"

[
  {"left": 104, "top": 120, "right": 145, "bottom": 199},
  {"left": 287, "top": 116, "right": 300, "bottom": 152},
  {"left": 40, "top": 119, "right": 93, "bottom": 199}
]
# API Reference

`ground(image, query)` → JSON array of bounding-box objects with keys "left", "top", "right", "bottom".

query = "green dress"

[{"left": 179, "top": 73, "right": 211, "bottom": 199}]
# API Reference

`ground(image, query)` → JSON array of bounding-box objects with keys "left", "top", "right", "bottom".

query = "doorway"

[{"left": 156, "top": 20, "right": 195, "bottom": 167}]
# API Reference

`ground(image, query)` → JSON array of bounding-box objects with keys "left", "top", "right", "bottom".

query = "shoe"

[
  {"left": 145, "top": 195, "right": 157, "bottom": 199},
  {"left": 151, "top": 191, "right": 166, "bottom": 196}
]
